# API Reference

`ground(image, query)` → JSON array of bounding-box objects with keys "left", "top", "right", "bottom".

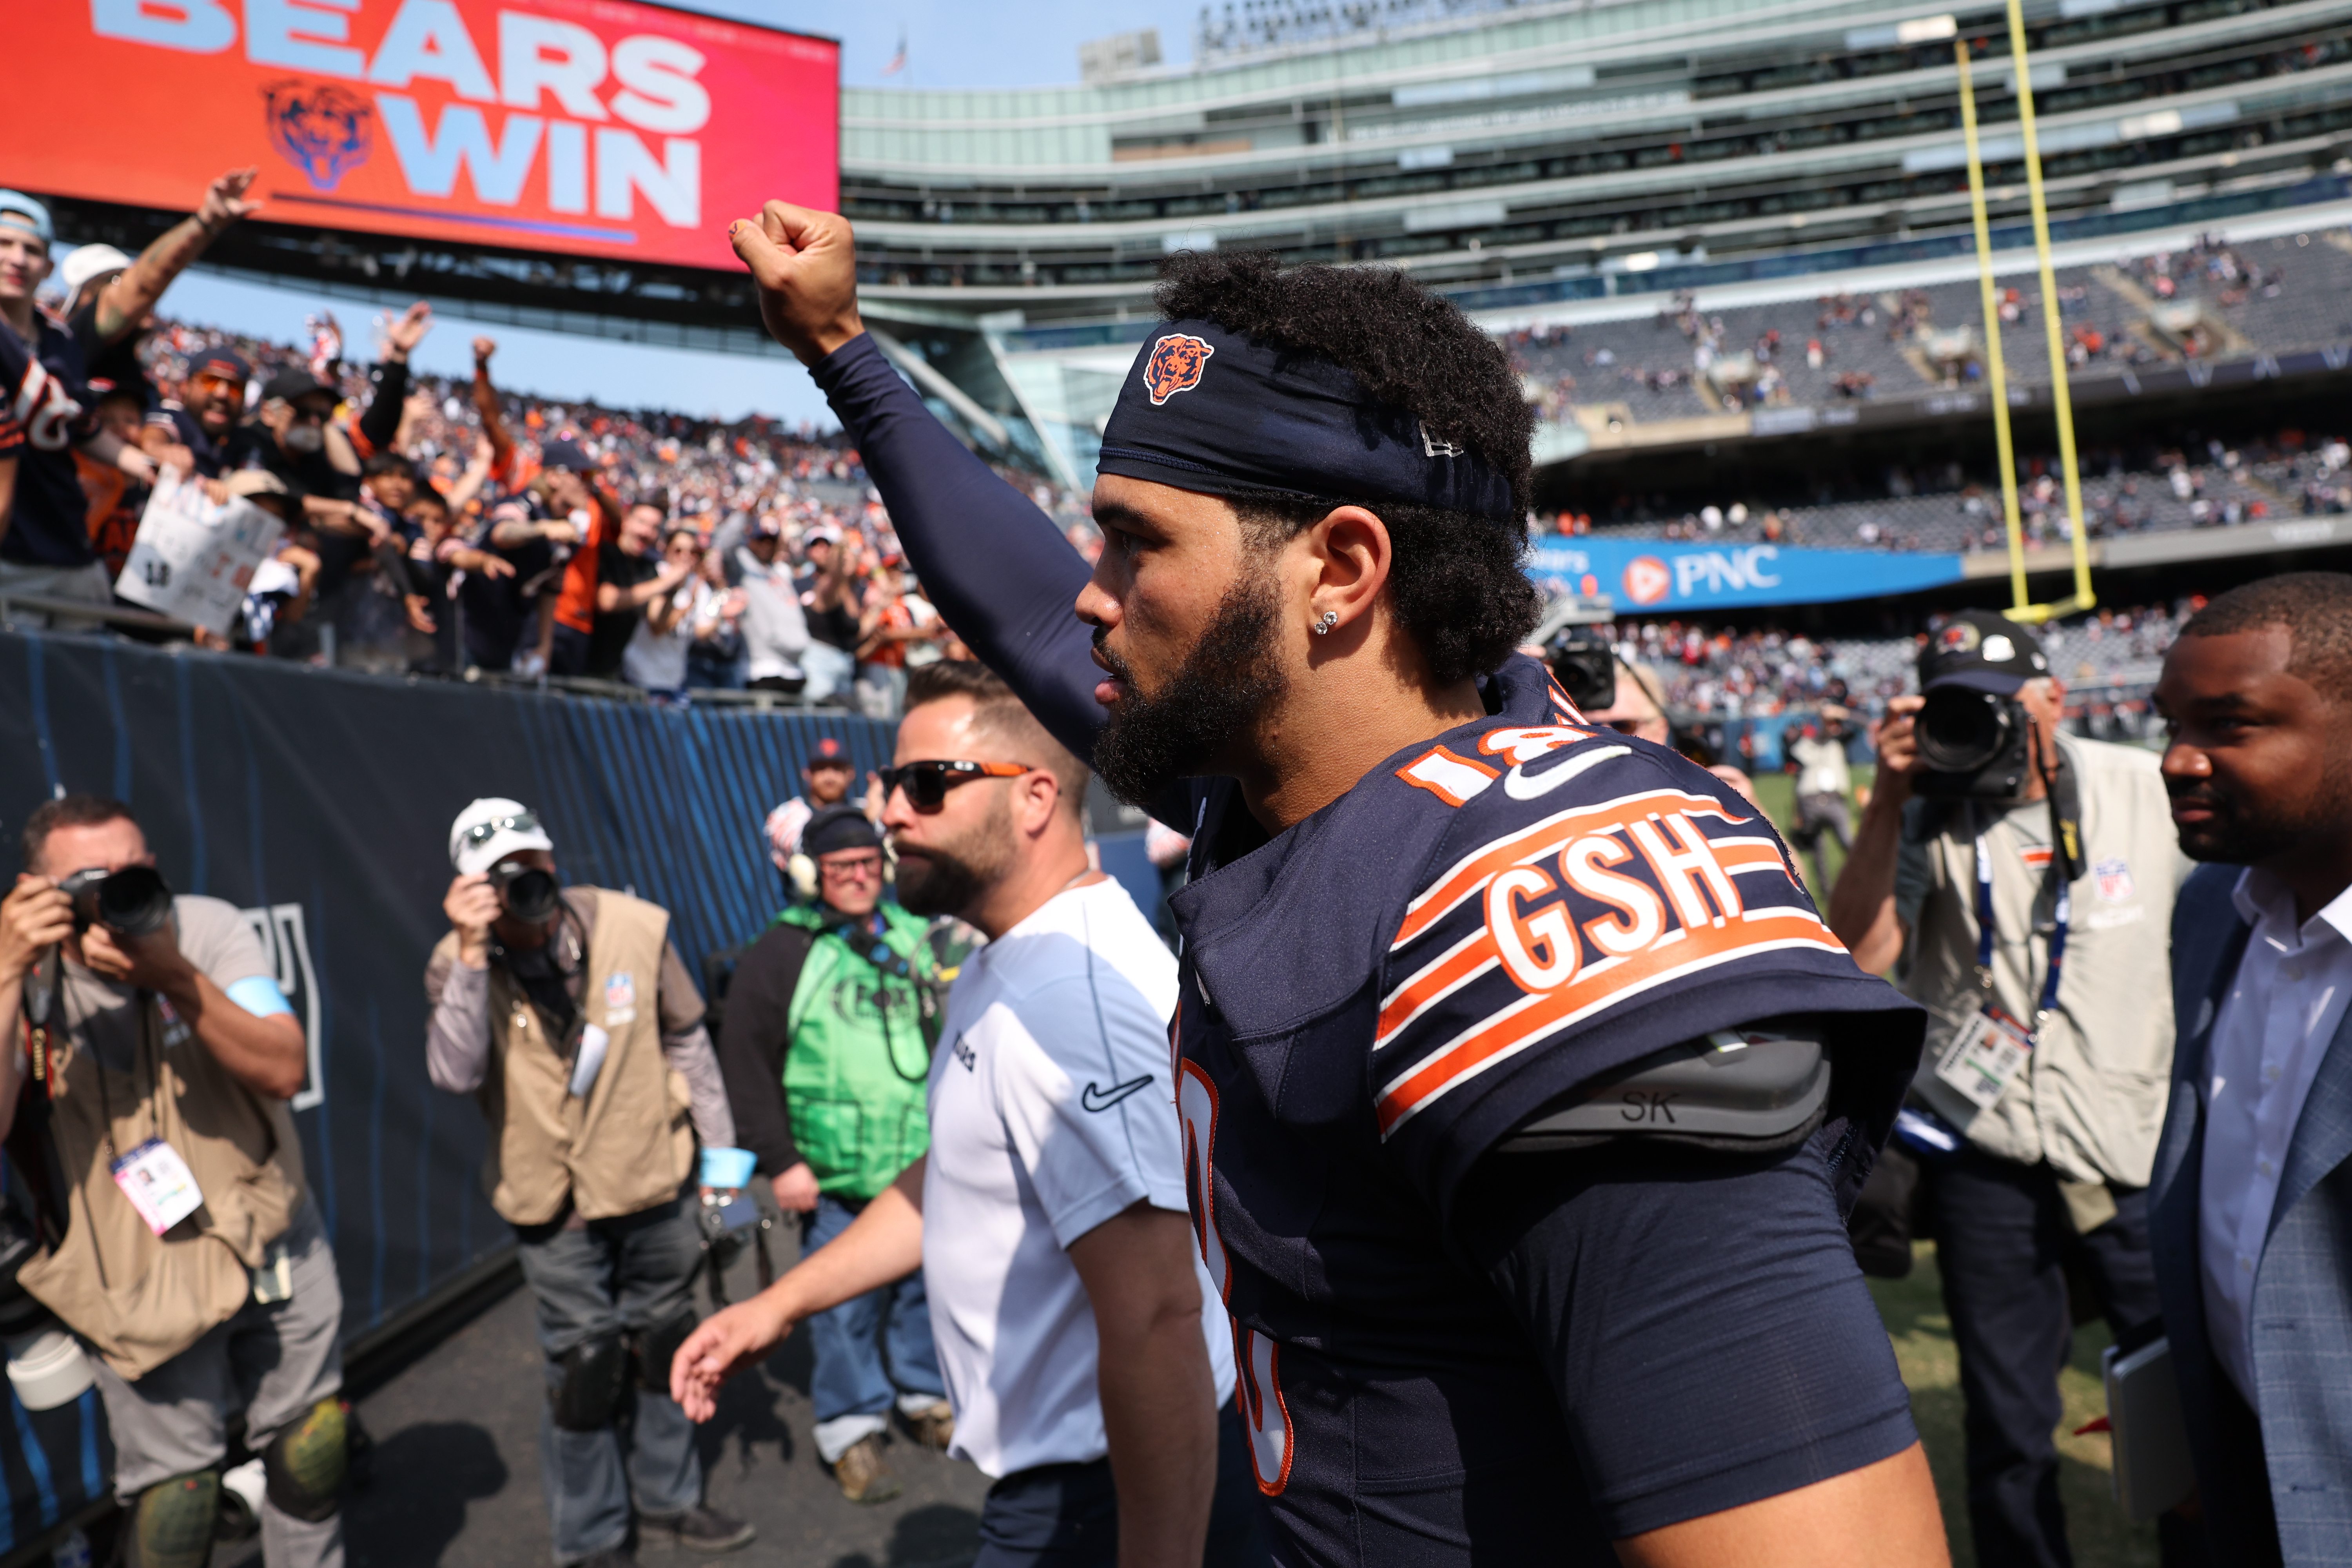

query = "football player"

[{"left": 682, "top": 205, "right": 1947, "bottom": 1568}]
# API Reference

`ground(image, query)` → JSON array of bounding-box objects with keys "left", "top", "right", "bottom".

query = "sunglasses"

[
  {"left": 460, "top": 809, "right": 540, "bottom": 846},
  {"left": 877, "top": 759, "right": 1030, "bottom": 811}
]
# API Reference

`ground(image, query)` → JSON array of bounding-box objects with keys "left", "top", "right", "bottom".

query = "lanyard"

[{"left": 1974, "top": 833, "right": 2069, "bottom": 1031}]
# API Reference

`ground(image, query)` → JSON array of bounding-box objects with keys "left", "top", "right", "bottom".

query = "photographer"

[
  {"left": 0, "top": 796, "right": 345, "bottom": 1568},
  {"left": 1785, "top": 706, "right": 1857, "bottom": 893},
  {"left": 1826, "top": 612, "right": 2190, "bottom": 1566},
  {"left": 423, "top": 800, "right": 752, "bottom": 1568}
]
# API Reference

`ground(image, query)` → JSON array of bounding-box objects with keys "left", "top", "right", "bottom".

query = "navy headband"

[{"left": 1094, "top": 319, "right": 1519, "bottom": 524}]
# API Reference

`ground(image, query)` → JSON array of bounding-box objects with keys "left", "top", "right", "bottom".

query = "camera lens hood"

[{"left": 94, "top": 866, "right": 174, "bottom": 938}]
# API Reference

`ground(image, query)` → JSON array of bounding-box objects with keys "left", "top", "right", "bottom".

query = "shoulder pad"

[{"left": 1499, "top": 1020, "right": 1828, "bottom": 1152}]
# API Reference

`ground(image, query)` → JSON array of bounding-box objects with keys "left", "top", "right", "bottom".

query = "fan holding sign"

[{"left": 117, "top": 468, "right": 289, "bottom": 637}]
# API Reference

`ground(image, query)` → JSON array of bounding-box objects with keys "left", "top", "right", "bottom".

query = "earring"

[{"left": 1313, "top": 610, "right": 1339, "bottom": 636}]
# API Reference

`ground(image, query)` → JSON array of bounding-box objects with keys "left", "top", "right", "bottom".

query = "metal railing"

[
  {"left": 0, "top": 594, "right": 197, "bottom": 636},
  {"left": 0, "top": 602, "right": 869, "bottom": 713}
]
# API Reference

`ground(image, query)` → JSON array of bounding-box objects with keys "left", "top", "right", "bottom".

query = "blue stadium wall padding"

[{"left": 0, "top": 630, "right": 901, "bottom": 1539}]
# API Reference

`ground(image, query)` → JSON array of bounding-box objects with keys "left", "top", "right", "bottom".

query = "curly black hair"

[{"left": 1154, "top": 250, "right": 1542, "bottom": 685}]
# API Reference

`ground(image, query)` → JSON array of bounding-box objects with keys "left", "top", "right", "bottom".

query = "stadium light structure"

[{"left": 1956, "top": 4, "right": 2098, "bottom": 626}]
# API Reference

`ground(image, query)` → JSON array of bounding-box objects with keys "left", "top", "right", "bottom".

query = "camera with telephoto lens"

[
  {"left": 0, "top": 1198, "right": 92, "bottom": 1412},
  {"left": 1912, "top": 687, "right": 2036, "bottom": 800},
  {"left": 488, "top": 860, "right": 561, "bottom": 924},
  {"left": 55, "top": 865, "right": 174, "bottom": 938}
]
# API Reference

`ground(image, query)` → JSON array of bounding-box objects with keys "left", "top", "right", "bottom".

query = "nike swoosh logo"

[
  {"left": 1081, "top": 1076, "right": 1155, "bottom": 1113},
  {"left": 1503, "top": 744, "right": 1631, "bottom": 800}
]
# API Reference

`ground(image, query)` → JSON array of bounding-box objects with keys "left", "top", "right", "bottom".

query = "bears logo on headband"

[{"left": 1143, "top": 334, "right": 1215, "bottom": 406}]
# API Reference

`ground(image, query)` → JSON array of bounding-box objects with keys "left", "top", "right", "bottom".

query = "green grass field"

[
  {"left": 1869, "top": 1246, "right": 2159, "bottom": 1567},
  {"left": 1742, "top": 772, "right": 2156, "bottom": 1563}
]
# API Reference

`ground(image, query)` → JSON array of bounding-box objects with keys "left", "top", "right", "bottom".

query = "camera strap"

[{"left": 8, "top": 951, "right": 72, "bottom": 1243}]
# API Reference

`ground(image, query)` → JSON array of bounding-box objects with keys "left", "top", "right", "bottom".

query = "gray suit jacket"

[{"left": 2151, "top": 863, "right": 2352, "bottom": 1566}]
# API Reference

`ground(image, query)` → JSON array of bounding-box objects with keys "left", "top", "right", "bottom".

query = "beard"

[
  {"left": 893, "top": 791, "right": 1015, "bottom": 918},
  {"left": 1091, "top": 575, "right": 1288, "bottom": 808},
  {"left": 2169, "top": 766, "right": 2352, "bottom": 866}
]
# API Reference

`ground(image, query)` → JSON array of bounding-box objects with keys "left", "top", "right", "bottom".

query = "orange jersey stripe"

[
  {"left": 1377, "top": 926, "right": 1499, "bottom": 1043},
  {"left": 1374, "top": 907, "right": 1844, "bottom": 1136}
]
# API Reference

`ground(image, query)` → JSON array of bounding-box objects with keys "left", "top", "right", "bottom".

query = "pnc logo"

[
  {"left": 1143, "top": 334, "right": 1215, "bottom": 405},
  {"left": 1621, "top": 555, "right": 1672, "bottom": 606}
]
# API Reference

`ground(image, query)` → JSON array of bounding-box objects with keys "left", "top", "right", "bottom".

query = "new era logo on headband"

[
  {"left": 1419, "top": 423, "right": 1467, "bottom": 459},
  {"left": 1143, "top": 334, "right": 1215, "bottom": 405}
]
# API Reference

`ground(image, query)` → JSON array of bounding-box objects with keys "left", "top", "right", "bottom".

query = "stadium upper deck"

[
  {"left": 847, "top": 0, "right": 2352, "bottom": 306},
  {"left": 840, "top": 0, "right": 2352, "bottom": 487}
]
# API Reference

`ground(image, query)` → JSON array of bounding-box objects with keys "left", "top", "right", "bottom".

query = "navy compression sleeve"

[
  {"left": 1453, "top": 1133, "right": 1918, "bottom": 1539},
  {"left": 811, "top": 334, "right": 1104, "bottom": 764}
]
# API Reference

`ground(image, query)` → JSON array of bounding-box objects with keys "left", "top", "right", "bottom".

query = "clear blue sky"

[{"left": 114, "top": 0, "right": 1205, "bottom": 427}]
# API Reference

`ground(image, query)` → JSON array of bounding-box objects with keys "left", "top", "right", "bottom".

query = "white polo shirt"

[{"left": 921, "top": 877, "right": 1236, "bottom": 1478}]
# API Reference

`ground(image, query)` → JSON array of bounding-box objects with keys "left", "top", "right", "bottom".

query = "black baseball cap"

[
  {"left": 186, "top": 348, "right": 251, "bottom": 385},
  {"left": 261, "top": 367, "right": 332, "bottom": 405},
  {"left": 802, "top": 804, "right": 881, "bottom": 858},
  {"left": 806, "top": 737, "right": 852, "bottom": 770},
  {"left": 1918, "top": 610, "right": 2051, "bottom": 695},
  {"left": 540, "top": 436, "right": 596, "bottom": 473}
]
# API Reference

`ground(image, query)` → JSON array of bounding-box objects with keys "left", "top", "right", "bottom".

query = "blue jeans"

[
  {"left": 686, "top": 645, "right": 746, "bottom": 690},
  {"left": 801, "top": 641, "right": 854, "bottom": 704},
  {"left": 514, "top": 1197, "right": 705, "bottom": 1564},
  {"left": 800, "top": 1192, "right": 944, "bottom": 1461}
]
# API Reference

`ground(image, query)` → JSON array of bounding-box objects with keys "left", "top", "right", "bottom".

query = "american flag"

[{"left": 879, "top": 30, "right": 907, "bottom": 76}]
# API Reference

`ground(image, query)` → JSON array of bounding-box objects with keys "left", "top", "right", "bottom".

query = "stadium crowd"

[
  {"left": 1539, "top": 428, "right": 2350, "bottom": 555},
  {"left": 1604, "top": 598, "right": 2188, "bottom": 738},
  {"left": 1, "top": 175, "right": 1103, "bottom": 716},
  {"left": 1506, "top": 224, "right": 2350, "bottom": 428},
  {"left": 122, "top": 307, "right": 1110, "bottom": 712}
]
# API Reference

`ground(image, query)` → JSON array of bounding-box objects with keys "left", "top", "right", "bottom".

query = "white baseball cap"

[
  {"left": 448, "top": 797, "right": 554, "bottom": 874},
  {"left": 59, "top": 245, "right": 131, "bottom": 304}
]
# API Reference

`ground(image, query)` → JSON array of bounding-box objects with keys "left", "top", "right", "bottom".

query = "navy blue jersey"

[
  {"left": 1167, "top": 658, "right": 1918, "bottom": 1559},
  {"left": 813, "top": 333, "right": 1923, "bottom": 1564},
  {"left": 145, "top": 402, "right": 227, "bottom": 479},
  {"left": 0, "top": 312, "right": 100, "bottom": 567}
]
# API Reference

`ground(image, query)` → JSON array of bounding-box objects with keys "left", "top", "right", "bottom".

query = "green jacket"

[{"left": 779, "top": 902, "right": 940, "bottom": 1200}]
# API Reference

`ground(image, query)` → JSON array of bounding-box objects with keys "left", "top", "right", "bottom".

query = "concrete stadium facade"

[{"left": 839, "top": 0, "right": 2352, "bottom": 488}]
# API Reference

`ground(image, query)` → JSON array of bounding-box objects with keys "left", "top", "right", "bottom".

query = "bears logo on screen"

[
  {"left": 262, "top": 81, "right": 375, "bottom": 192},
  {"left": 1143, "top": 334, "right": 1216, "bottom": 405}
]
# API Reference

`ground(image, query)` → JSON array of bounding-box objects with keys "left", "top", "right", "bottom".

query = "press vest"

[
  {"left": 17, "top": 992, "right": 305, "bottom": 1380},
  {"left": 779, "top": 902, "right": 937, "bottom": 1201},
  {"left": 1904, "top": 734, "right": 2188, "bottom": 1186},
  {"left": 461, "top": 888, "right": 695, "bottom": 1225}
]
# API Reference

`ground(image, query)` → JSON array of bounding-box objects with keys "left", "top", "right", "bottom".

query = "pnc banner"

[
  {"left": 1530, "top": 537, "right": 1967, "bottom": 611},
  {"left": 9, "top": 0, "right": 839, "bottom": 271}
]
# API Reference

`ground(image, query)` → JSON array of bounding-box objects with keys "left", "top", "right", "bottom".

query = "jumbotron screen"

[{"left": 11, "top": 0, "right": 839, "bottom": 271}]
